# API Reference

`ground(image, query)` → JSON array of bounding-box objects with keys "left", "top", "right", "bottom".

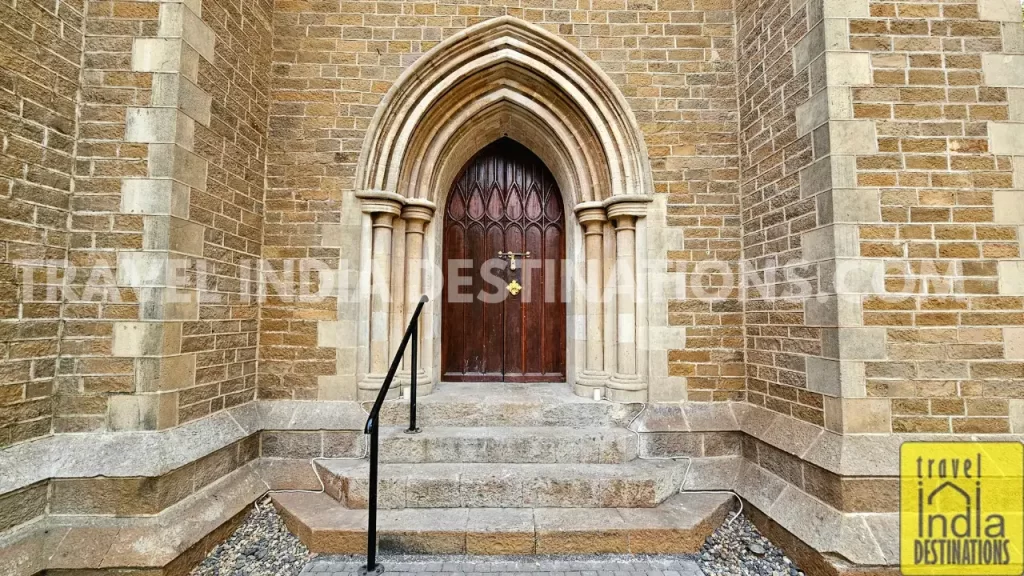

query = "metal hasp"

[
  {"left": 497, "top": 250, "right": 530, "bottom": 271},
  {"left": 361, "top": 294, "right": 428, "bottom": 575}
]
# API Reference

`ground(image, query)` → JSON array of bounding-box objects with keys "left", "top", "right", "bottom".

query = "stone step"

[
  {"left": 375, "top": 382, "right": 640, "bottom": 428},
  {"left": 316, "top": 460, "right": 684, "bottom": 509},
  {"left": 375, "top": 426, "right": 638, "bottom": 464},
  {"left": 272, "top": 491, "right": 732, "bottom": 555}
]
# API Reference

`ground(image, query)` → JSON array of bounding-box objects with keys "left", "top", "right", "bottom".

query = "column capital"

[
  {"left": 356, "top": 189, "right": 403, "bottom": 216},
  {"left": 605, "top": 194, "right": 651, "bottom": 220},
  {"left": 401, "top": 199, "right": 436, "bottom": 224},
  {"left": 575, "top": 203, "right": 607, "bottom": 228}
]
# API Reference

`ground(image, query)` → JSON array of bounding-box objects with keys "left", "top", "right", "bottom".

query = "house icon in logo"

[{"left": 922, "top": 480, "right": 977, "bottom": 539}]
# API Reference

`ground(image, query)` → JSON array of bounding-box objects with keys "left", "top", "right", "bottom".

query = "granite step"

[
  {"left": 375, "top": 382, "right": 640, "bottom": 428},
  {"left": 316, "top": 460, "right": 684, "bottom": 509},
  {"left": 375, "top": 426, "right": 638, "bottom": 464},
  {"left": 272, "top": 490, "right": 732, "bottom": 555}
]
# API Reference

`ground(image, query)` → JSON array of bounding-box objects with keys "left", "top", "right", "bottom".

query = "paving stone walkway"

[{"left": 302, "top": 555, "right": 704, "bottom": 576}]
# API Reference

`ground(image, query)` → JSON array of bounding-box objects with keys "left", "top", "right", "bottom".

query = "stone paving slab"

[{"left": 301, "top": 554, "right": 705, "bottom": 575}]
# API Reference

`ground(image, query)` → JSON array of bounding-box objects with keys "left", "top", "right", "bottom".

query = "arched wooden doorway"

[{"left": 441, "top": 139, "right": 566, "bottom": 382}]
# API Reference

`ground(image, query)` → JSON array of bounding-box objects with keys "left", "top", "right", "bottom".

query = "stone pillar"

[
  {"left": 606, "top": 199, "right": 649, "bottom": 401},
  {"left": 574, "top": 207, "right": 609, "bottom": 394},
  {"left": 356, "top": 192, "right": 403, "bottom": 397},
  {"left": 399, "top": 202, "right": 434, "bottom": 392},
  {"left": 109, "top": 0, "right": 215, "bottom": 430}
]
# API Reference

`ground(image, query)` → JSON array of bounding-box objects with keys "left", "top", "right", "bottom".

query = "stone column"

[
  {"left": 356, "top": 192, "right": 403, "bottom": 396},
  {"left": 575, "top": 206, "right": 609, "bottom": 394},
  {"left": 607, "top": 199, "right": 649, "bottom": 401},
  {"left": 399, "top": 202, "right": 434, "bottom": 392}
]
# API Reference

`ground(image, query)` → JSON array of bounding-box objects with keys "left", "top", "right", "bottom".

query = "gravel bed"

[
  {"left": 697, "top": 513, "right": 805, "bottom": 576},
  {"left": 190, "top": 496, "right": 312, "bottom": 576}
]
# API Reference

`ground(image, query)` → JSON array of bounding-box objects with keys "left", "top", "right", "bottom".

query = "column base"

[
  {"left": 396, "top": 368, "right": 435, "bottom": 398},
  {"left": 358, "top": 372, "right": 435, "bottom": 401},
  {"left": 574, "top": 371, "right": 611, "bottom": 400},
  {"left": 356, "top": 375, "right": 396, "bottom": 402},
  {"left": 607, "top": 373, "right": 647, "bottom": 402}
]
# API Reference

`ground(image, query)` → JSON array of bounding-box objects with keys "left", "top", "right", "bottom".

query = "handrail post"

[
  {"left": 361, "top": 418, "right": 382, "bottom": 576},
  {"left": 406, "top": 323, "right": 420, "bottom": 434},
  {"left": 360, "top": 295, "right": 427, "bottom": 575}
]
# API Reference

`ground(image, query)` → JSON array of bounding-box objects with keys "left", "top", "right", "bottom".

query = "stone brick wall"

[
  {"left": 849, "top": 0, "right": 1024, "bottom": 434},
  {"left": 57, "top": 0, "right": 272, "bottom": 433},
  {"left": 59, "top": 0, "right": 159, "bottom": 434},
  {"left": 264, "top": 0, "right": 744, "bottom": 402},
  {"left": 0, "top": 0, "right": 83, "bottom": 447},
  {"left": 737, "top": 0, "right": 825, "bottom": 426},
  {"left": 182, "top": 0, "right": 272, "bottom": 423},
  {"left": 739, "top": 0, "right": 1024, "bottom": 435}
]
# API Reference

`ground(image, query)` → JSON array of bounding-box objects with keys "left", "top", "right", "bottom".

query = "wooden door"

[{"left": 441, "top": 139, "right": 566, "bottom": 382}]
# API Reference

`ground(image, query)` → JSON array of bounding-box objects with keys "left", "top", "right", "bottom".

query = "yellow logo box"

[{"left": 901, "top": 442, "right": 1024, "bottom": 576}]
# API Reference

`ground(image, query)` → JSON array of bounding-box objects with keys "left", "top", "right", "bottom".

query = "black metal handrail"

[{"left": 360, "top": 294, "right": 427, "bottom": 576}]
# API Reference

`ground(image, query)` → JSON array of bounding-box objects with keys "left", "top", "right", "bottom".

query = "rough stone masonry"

[{"left": 0, "top": 0, "right": 1022, "bottom": 574}]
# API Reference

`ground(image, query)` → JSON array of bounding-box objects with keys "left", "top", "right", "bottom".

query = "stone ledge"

[
  {"left": 724, "top": 457, "right": 896, "bottom": 567},
  {"left": 5, "top": 399, "right": 1022, "bottom": 501},
  {"left": 0, "top": 461, "right": 267, "bottom": 576}
]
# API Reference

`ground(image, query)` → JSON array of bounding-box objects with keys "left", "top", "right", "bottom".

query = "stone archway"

[{"left": 352, "top": 16, "right": 656, "bottom": 401}]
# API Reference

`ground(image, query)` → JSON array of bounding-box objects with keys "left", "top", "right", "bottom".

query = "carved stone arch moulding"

[{"left": 351, "top": 16, "right": 656, "bottom": 402}]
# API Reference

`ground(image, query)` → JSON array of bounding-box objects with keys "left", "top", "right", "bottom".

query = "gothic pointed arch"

[
  {"left": 353, "top": 16, "right": 655, "bottom": 404},
  {"left": 355, "top": 16, "right": 654, "bottom": 208}
]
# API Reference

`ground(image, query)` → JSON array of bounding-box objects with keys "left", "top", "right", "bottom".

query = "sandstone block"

[
  {"left": 465, "top": 509, "right": 535, "bottom": 554},
  {"left": 135, "top": 353, "right": 196, "bottom": 392},
  {"left": 821, "top": 0, "right": 869, "bottom": 18},
  {"left": 978, "top": 0, "right": 1024, "bottom": 21},
  {"left": 534, "top": 508, "right": 628, "bottom": 554},
  {"left": 108, "top": 392, "right": 179, "bottom": 431},
  {"left": 125, "top": 108, "right": 194, "bottom": 148},
  {"left": 158, "top": 2, "right": 216, "bottom": 62},
  {"left": 827, "top": 53, "right": 871, "bottom": 86},
  {"left": 998, "top": 261, "right": 1024, "bottom": 295},
  {"left": 138, "top": 286, "right": 200, "bottom": 320},
  {"left": 994, "top": 191, "right": 1024, "bottom": 225},
  {"left": 121, "top": 179, "right": 190, "bottom": 218},
  {"left": 990, "top": 122, "right": 1024, "bottom": 155},
  {"left": 151, "top": 74, "right": 212, "bottom": 126},
  {"left": 132, "top": 38, "right": 200, "bottom": 80},
  {"left": 112, "top": 322, "right": 182, "bottom": 357},
  {"left": 807, "top": 356, "right": 866, "bottom": 398},
  {"left": 147, "top": 143, "right": 208, "bottom": 190},
  {"left": 1006, "top": 328, "right": 1024, "bottom": 360},
  {"left": 819, "top": 188, "right": 881, "bottom": 224},
  {"left": 829, "top": 120, "right": 878, "bottom": 155}
]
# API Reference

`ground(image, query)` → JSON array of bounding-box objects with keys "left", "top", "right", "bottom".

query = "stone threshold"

[{"left": 272, "top": 491, "right": 732, "bottom": 555}]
